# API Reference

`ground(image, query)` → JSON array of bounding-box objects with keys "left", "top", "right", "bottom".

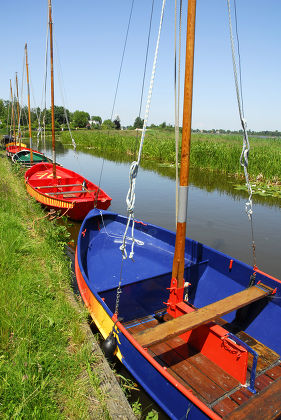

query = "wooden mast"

[
  {"left": 15, "top": 73, "right": 21, "bottom": 148},
  {"left": 171, "top": 0, "right": 196, "bottom": 290},
  {"left": 10, "top": 80, "right": 16, "bottom": 144},
  {"left": 48, "top": 0, "right": 56, "bottom": 178},
  {"left": 25, "top": 44, "right": 33, "bottom": 163}
]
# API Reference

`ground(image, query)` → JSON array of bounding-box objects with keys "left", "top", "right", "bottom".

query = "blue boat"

[
  {"left": 76, "top": 0, "right": 281, "bottom": 418},
  {"left": 76, "top": 209, "right": 281, "bottom": 419}
]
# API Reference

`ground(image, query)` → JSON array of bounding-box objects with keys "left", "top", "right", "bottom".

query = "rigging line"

[
  {"left": 138, "top": 0, "right": 155, "bottom": 119},
  {"left": 53, "top": 34, "right": 76, "bottom": 151},
  {"left": 95, "top": 0, "right": 136, "bottom": 210},
  {"left": 134, "top": 0, "right": 155, "bottom": 160},
  {"left": 39, "top": 18, "right": 49, "bottom": 151},
  {"left": 120, "top": 0, "right": 167, "bottom": 262},
  {"left": 110, "top": 0, "right": 135, "bottom": 120},
  {"left": 227, "top": 0, "right": 256, "bottom": 267},
  {"left": 233, "top": 0, "right": 244, "bottom": 117}
]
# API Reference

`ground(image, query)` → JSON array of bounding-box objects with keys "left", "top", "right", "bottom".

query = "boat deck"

[{"left": 125, "top": 313, "right": 281, "bottom": 419}]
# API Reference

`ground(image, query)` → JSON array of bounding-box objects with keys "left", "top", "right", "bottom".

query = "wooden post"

[
  {"left": 171, "top": 0, "right": 197, "bottom": 288},
  {"left": 15, "top": 73, "right": 21, "bottom": 147},
  {"left": 25, "top": 44, "right": 33, "bottom": 163},
  {"left": 49, "top": 0, "right": 56, "bottom": 178},
  {"left": 10, "top": 80, "right": 16, "bottom": 144}
]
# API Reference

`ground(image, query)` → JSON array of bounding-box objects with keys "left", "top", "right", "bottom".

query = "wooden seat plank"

[
  {"left": 225, "top": 377, "right": 281, "bottom": 420},
  {"left": 134, "top": 286, "right": 271, "bottom": 347}
]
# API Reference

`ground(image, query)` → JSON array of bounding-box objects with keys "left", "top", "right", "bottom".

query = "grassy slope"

[
  {"left": 0, "top": 155, "right": 109, "bottom": 419},
  {"left": 59, "top": 130, "right": 281, "bottom": 182}
]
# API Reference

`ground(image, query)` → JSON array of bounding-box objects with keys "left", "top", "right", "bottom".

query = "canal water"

[
  {"left": 43, "top": 142, "right": 280, "bottom": 418},
  {"left": 45, "top": 143, "right": 281, "bottom": 279}
]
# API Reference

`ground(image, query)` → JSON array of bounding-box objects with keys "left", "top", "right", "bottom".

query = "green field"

[{"left": 59, "top": 130, "right": 281, "bottom": 182}]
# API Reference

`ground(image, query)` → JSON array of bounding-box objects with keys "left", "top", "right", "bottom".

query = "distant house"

[{"left": 88, "top": 120, "right": 100, "bottom": 127}]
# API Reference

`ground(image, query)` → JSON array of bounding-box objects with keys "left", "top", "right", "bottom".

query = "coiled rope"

[{"left": 227, "top": 0, "right": 256, "bottom": 267}]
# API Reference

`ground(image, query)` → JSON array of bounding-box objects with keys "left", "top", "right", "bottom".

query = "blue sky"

[{"left": 1, "top": 0, "right": 281, "bottom": 130}]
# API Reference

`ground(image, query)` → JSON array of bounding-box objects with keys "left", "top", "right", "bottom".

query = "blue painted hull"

[{"left": 76, "top": 209, "right": 281, "bottom": 419}]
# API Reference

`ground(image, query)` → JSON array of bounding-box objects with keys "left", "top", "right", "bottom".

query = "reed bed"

[{"left": 60, "top": 130, "right": 281, "bottom": 182}]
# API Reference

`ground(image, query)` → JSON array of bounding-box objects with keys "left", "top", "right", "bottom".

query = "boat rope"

[
  {"left": 54, "top": 35, "right": 77, "bottom": 151},
  {"left": 174, "top": 0, "right": 183, "bottom": 225},
  {"left": 227, "top": 0, "right": 256, "bottom": 267},
  {"left": 120, "top": 0, "right": 166, "bottom": 261}
]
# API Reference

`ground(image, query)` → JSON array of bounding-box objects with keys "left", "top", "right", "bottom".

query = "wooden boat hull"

[
  {"left": 25, "top": 163, "right": 112, "bottom": 221},
  {"left": 75, "top": 209, "right": 281, "bottom": 419}
]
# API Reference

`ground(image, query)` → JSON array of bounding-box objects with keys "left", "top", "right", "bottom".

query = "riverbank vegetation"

[
  {"left": 59, "top": 129, "right": 281, "bottom": 183},
  {"left": 0, "top": 154, "right": 110, "bottom": 419}
]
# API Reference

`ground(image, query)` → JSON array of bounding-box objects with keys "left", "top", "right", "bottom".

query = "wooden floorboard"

[
  {"left": 213, "top": 397, "right": 239, "bottom": 418},
  {"left": 225, "top": 377, "right": 281, "bottom": 420},
  {"left": 126, "top": 314, "right": 281, "bottom": 418}
]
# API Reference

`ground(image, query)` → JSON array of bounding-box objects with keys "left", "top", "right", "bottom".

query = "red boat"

[
  {"left": 6, "top": 145, "right": 42, "bottom": 158},
  {"left": 25, "top": 163, "right": 112, "bottom": 221}
]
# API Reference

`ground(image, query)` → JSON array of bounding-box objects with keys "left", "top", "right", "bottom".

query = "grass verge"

[{"left": 0, "top": 153, "right": 110, "bottom": 419}]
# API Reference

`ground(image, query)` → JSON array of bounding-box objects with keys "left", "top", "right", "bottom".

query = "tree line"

[{"left": 1, "top": 99, "right": 280, "bottom": 136}]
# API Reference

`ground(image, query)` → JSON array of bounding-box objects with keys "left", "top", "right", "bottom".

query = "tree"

[
  {"left": 73, "top": 110, "right": 90, "bottom": 128},
  {"left": 133, "top": 116, "right": 144, "bottom": 129},
  {"left": 91, "top": 115, "right": 102, "bottom": 125},
  {"left": 0, "top": 99, "right": 6, "bottom": 121},
  {"left": 159, "top": 121, "right": 166, "bottom": 129},
  {"left": 101, "top": 119, "right": 115, "bottom": 130},
  {"left": 113, "top": 115, "right": 121, "bottom": 130}
]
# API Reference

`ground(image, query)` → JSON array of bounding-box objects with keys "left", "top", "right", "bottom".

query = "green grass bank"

[
  {"left": 60, "top": 130, "right": 281, "bottom": 182},
  {"left": 0, "top": 155, "right": 111, "bottom": 419}
]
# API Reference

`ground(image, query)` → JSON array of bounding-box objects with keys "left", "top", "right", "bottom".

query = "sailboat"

[
  {"left": 75, "top": 1, "right": 281, "bottom": 419},
  {"left": 25, "top": 0, "right": 111, "bottom": 221},
  {"left": 7, "top": 45, "right": 49, "bottom": 166}
]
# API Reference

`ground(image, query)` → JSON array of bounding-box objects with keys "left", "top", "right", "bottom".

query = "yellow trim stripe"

[{"left": 26, "top": 183, "right": 74, "bottom": 209}]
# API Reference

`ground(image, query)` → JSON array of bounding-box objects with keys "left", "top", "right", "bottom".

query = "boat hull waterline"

[
  {"left": 75, "top": 209, "right": 281, "bottom": 420},
  {"left": 25, "top": 163, "right": 112, "bottom": 221}
]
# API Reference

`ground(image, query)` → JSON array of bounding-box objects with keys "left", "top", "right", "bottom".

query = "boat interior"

[{"left": 83, "top": 212, "right": 281, "bottom": 418}]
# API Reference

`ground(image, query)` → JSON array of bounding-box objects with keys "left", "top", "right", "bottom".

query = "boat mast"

[
  {"left": 9, "top": 80, "right": 16, "bottom": 144},
  {"left": 48, "top": 0, "right": 56, "bottom": 178},
  {"left": 171, "top": 0, "right": 196, "bottom": 289},
  {"left": 25, "top": 44, "right": 33, "bottom": 163},
  {"left": 15, "top": 73, "right": 21, "bottom": 147}
]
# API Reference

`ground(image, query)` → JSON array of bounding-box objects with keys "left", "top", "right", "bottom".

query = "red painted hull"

[
  {"left": 25, "top": 163, "right": 112, "bottom": 221},
  {"left": 6, "top": 146, "right": 42, "bottom": 157}
]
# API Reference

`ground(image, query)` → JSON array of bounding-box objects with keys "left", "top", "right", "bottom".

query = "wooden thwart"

[
  {"left": 35, "top": 183, "right": 83, "bottom": 189},
  {"left": 45, "top": 190, "right": 96, "bottom": 196},
  {"left": 135, "top": 286, "right": 272, "bottom": 348}
]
